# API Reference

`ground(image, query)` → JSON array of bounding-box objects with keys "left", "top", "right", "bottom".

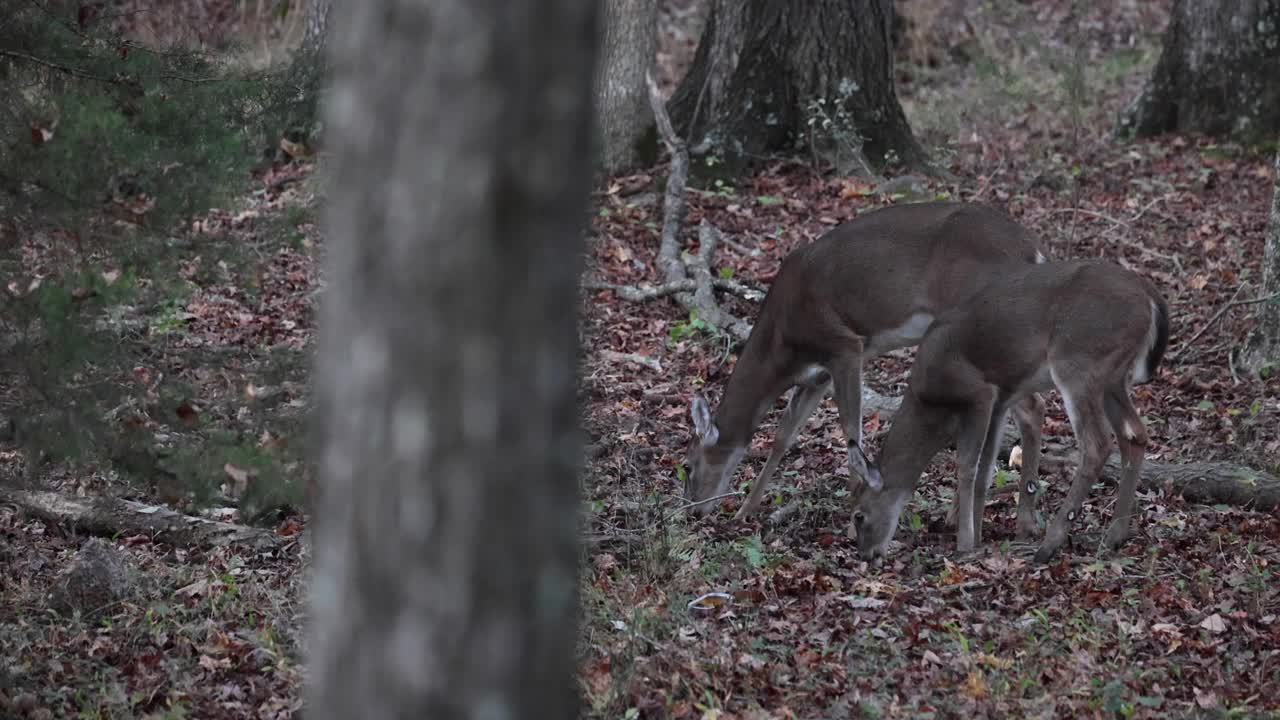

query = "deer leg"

[
  {"left": 828, "top": 346, "right": 866, "bottom": 538},
  {"left": 736, "top": 376, "right": 831, "bottom": 519},
  {"left": 1012, "top": 393, "right": 1046, "bottom": 540},
  {"left": 1102, "top": 387, "right": 1147, "bottom": 550},
  {"left": 969, "top": 401, "right": 1009, "bottom": 549},
  {"left": 953, "top": 389, "right": 998, "bottom": 553},
  {"left": 1034, "top": 390, "right": 1112, "bottom": 564}
]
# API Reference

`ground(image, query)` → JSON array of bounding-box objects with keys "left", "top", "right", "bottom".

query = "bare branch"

[
  {"left": 599, "top": 349, "right": 663, "bottom": 373},
  {"left": 582, "top": 279, "right": 696, "bottom": 301},
  {"left": 685, "top": 220, "right": 752, "bottom": 340},
  {"left": 583, "top": 278, "right": 764, "bottom": 303},
  {"left": 1175, "top": 287, "right": 1280, "bottom": 359}
]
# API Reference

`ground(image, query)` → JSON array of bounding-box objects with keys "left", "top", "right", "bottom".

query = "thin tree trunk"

[
  {"left": 668, "top": 0, "right": 927, "bottom": 175},
  {"left": 307, "top": 0, "right": 596, "bottom": 716},
  {"left": 595, "top": 0, "right": 658, "bottom": 175},
  {"left": 1121, "top": 0, "right": 1280, "bottom": 142},
  {"left": 1241, "top": 153, "right": 1280, "bottom": 376}
]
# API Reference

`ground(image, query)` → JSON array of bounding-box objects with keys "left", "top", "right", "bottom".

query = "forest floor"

[
  {"left": 581, "top": 2, "right": 1280, "bottom": 719},
  {"left": 0, "top": 1, "right": 1277, "bottom": 719}
]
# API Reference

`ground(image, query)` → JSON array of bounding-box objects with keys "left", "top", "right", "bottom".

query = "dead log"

[
  {"left": 0, "top": 487, "right": 286, "bottom": 551},
  {"left": 1036, "top": 454, "right": 1280, "bottom": 511}
]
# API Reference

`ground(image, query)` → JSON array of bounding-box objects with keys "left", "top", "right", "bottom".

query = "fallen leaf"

[
  {"left": 175, "top": 401, "right": 200, "bottom": 425},
  {"left": 974, "top": 652, "right": 1012, "bottom": 670},
  {"left": 1194, "top": 687, "right": 1218, "bottom": 710},
  {"left": 688, "top": 592, "right": 732, "bottom": 611},
  {"left": 1199, "top": 613, "right": 1227, "bottom": 634},
  {"left": 963, "top": 670, "right": 988, "bottom": 699},
  {"left": 223, "top": 463, "right": 253, "bottom": 498}
]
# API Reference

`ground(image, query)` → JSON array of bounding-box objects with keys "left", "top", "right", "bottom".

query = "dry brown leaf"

[
  {"left": 1199, "top": 613, "right": 1227, "bottom": 634},
  {"left": 963, "top": 670, "right": 988, "bottom": 699}
]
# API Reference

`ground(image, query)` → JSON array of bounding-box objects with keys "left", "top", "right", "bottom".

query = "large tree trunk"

[
  {"left": 595, "top": 0, "right": 658, "bottom": 175},
  {"left": 297, "top": 0, "right": 331, "bottom": 65},
  {"left": 285, "top": 0, "right": 332, "bottom": 140},
  {"left": 1122, "top": 0, "right": 1280, "bottom": 142},
  {"left": 307, "top": 0, "right": 595, "bottom": 716},
  {"left": 1241, "top": 153, "right": 1280, "bottom": 376},
  {"left": 668, "top": 0, "right": 926, "bottom": 175}
]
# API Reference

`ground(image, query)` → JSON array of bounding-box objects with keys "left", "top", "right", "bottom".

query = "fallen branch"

[
  {"left": 599, "top": 349, "right": 663, "bottom": 373},
  {"left": 583, "top": 277, "right": 765, "bottom": 303},
  {"left": 1175, "top": 289, "right": 1280, "bottom": 359},
  {"left": 0, "top": 487, "right": 286, "bottom": 551},
  {"left": 1038, "top": 454, "right": 1280, "bottom": 510},
  {"left": 647, "top": 70, "right": 690, "bottom": 288}
]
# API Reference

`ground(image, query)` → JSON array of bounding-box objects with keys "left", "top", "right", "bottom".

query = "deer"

[
  {"left": 684, "top": 201, "right": 1048, "bottom": 538},
  {"left": 847, "top": 259, "right": 1170, "bottom": 565}
]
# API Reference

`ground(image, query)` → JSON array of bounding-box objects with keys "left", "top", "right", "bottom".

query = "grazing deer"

[
  {"left": 685, "top": 201, "right": 1047, "bottom": 534},
  {"left": 848, "top": 259, "right": 1169, "bottom": 564}
]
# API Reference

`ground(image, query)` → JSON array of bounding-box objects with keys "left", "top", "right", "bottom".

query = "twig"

[
  {"left": 599, "top": 349, "right": 663, "bottom": 373},
  {"left": 668, "top": 491, "right": 743, "bottom": 516},
  {"left": 1173, "top": 286, "right": 1280, "bottom": 359},
  {"left": 0, "top": 48, "right": 114, "bottom": 83},
  {"left": 0, "top": 48, "right": 216, "bottom": 85}
]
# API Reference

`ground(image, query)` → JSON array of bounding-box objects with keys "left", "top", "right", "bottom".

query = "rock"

[{"left": 48, "top": 538, "right": 136, "bottom": 619}]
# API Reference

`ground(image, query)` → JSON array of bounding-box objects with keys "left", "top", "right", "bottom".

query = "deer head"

[
  {"left": 684, "top": 393, "right": 746, "bottom": 515},
  {"left": 847, "top": 397, "right": 957, "bottom": 561}
]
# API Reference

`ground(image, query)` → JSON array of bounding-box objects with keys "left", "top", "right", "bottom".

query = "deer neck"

[
  {"left": 714, "top": 335, "right": 790, "bottom": 450},
  {"left": 880, "top": 394, "right": 953, "bottom": 497}
]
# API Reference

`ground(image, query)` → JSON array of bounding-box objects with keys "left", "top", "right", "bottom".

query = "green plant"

[
  {"left": 666, "top": 311, "right": 716, "bottom": 347},
  {"left": 804, "top": 80, "right": 875, "bottom": 176}
]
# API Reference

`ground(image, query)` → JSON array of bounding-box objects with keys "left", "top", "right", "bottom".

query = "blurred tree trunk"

[
  {"left": 1121, "top": 0, "right": 1280, "bottom": 142},
  {"left": 667, "top": 0, "right": 926, "bottom": 175},
  {"left": 1241, "top": 153, "right": 1280, "bottom": 377},
  {"left": 307, "top": 0, "right": 595, "bottom": 716},
  {"left": 298, "top": 0, "right": 331, "bottom": 65},
  {"left": 595, "top": 0, "right": 658, "bottom": 175},
  {"left": 285, "top": 0, "right": 332, "bottom": 139}
]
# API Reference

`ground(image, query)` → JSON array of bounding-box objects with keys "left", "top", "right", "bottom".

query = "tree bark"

[
  {"left": 1241, "top": 153, "right": 1280, "bottom": 376},
  {"left": 307, "top": 0, "right": 595, "bottom": 717},
  {"left": 1122, "top": 0, "right": 1280, "bottom": 142},
  {"left": 595, "top": 0, "right": 658, "bottom": 175},
  {"left": 285, "top": 0, "right": 332, "bottom": 138},
  {"left": 668, "top": 0, "right": 927, "bottom": 175},
  {"left": 297, "top": 0, "right": 331, "bottom": 66}
]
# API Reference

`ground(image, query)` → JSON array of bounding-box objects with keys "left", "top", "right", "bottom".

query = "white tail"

[
  {"left": 849, "top": 259, "right": 1170, "bottom": 563},
  {"left": 684, "top": 201, "right": 1046, "bottom": 536}
]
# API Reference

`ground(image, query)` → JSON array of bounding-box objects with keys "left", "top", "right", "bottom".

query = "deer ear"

[
  {"left": 849, "top": 443, "right": 881, "bottom": 490},
  {"left": 863, "top": 463, "right": 883, "bottom": 490},
  {"left": 690, "top": 394, "right": 718, "bottom": 446}
]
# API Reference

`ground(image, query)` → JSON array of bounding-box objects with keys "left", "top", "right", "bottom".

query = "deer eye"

[{"left": 853, "top": 511, "right": 866, "bottom": 525}]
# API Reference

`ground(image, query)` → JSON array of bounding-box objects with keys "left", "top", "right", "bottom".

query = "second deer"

[
  {"left": 684, "top": 201, "right": 1047, "bottom": 534},
  {"left": 849, "top": 259, "right": 1170, "bottom": 564}
]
